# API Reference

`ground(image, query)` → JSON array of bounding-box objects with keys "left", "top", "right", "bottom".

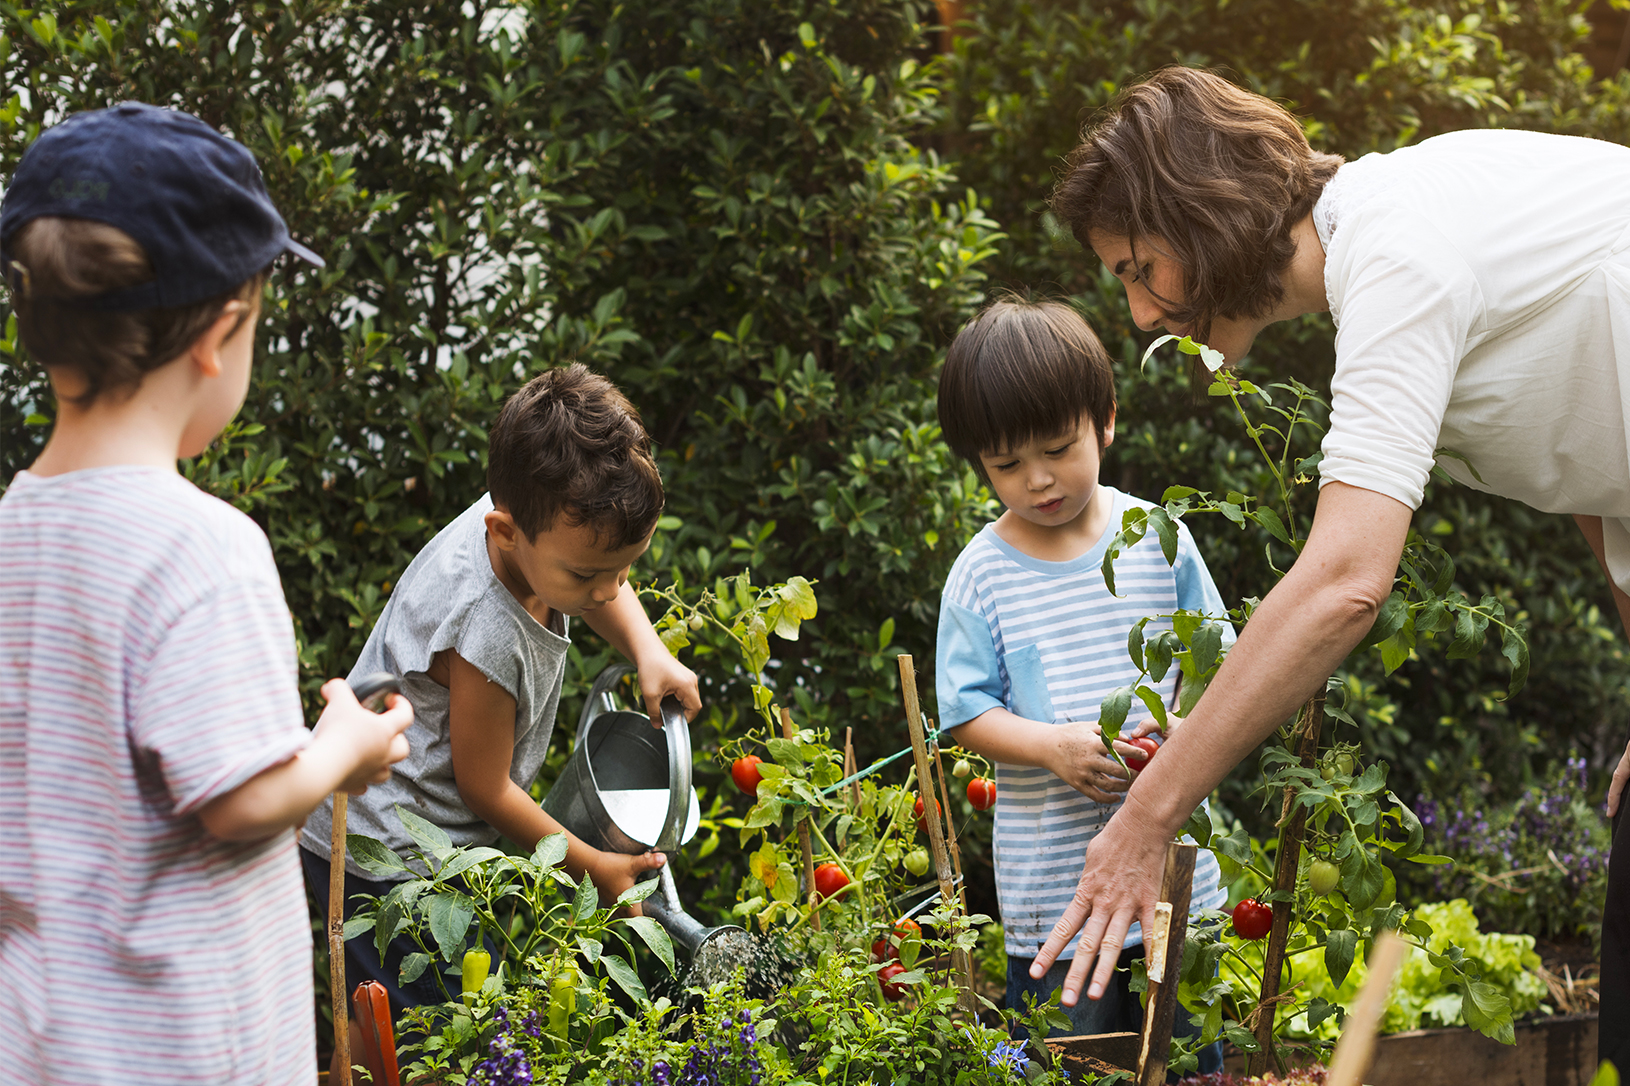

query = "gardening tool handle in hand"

[{"left": 330, "top": 673, "right": 403, "bottom": 1086}]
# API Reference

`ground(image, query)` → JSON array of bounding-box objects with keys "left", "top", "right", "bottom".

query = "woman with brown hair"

[{"left": 1027, "top": 66, "right": 1630, "bottom": 1067}]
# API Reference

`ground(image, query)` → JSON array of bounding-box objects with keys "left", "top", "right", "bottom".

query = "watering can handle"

[{"left": 655, "top": 694, "right": 691, "bottom": 853}]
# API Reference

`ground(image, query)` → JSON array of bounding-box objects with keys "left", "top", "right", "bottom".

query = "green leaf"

[
  {"left": 1305, "top": 997, "right": 1342, "bottom": 1031},
  {"left": 399, "top": 951, "right": 431, "bottom": 986},
  {"left": 426, "top": 891, "right": 476, "bottom": 963},
  {"left": 341, "top": 916, "right": 375, "bottom": 941},
  {"left": 1148, "top": 507, "right": 1179, "bottom": 566},
  {"left": 347, "top": 834, "right": 411, "bottom": 878},
  {"left": 1189, "top": 621, "right": 1224, "bottom": 676},
  {"left": 602, "top": 952, "right": 648, "bottom": 1004},
  {"left": 1500, "top": 623, "right": 1529, "bottom": 696},
  {"left": 1448, "top": 605, "right": 1491, "bottom": 659},
  {"left": 1324, "top": 928, "right": 1359, "bottom": 987},
  {"left": 620, "top": 915, "right": 677, "bottom": 975},
  {"left": 1460, "top": 980, "right": 1515, "bottom": 1044},
  {"left": 1254, "top": 506, "right": 1293, "bottom": 548},
  {"left": 437, "top": 847, "right": 508, "bottom": 882},
  {"left": 395, "top": 805, "right": 453, "bottom": 853},
  {"left": 1127, "top": 621, "right": 1146, "bottom": 672},
  {"left": 1098, "top": 686, "right": 1132, "bottom": 742},
  {"left": 573, "top": 869, "right": 599, "bottom": 922},
  {"left": 1133, "top": 685, "right": 1169, "bottom": 732},
  {"left": 533, "top": 832, "right": 569, "bottom": 871},
  {"left": 1358, "top": 592, "right": 1409, "bottom": 650},
  {"left": 616, "top": 879, "right": 658, "bottom": 906}
]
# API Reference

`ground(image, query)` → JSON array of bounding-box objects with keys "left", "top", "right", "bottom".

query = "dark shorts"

[
  {"left": 301, "top": 845, "right": 481, "bottom": 1017},
  {"left": 1007, "top": 946, "right": 1223, "bottom": 1079}
]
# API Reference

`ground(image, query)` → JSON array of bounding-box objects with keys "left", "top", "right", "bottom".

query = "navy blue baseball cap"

[{"left": 0, "top": 102, "right": 323, "bottom": 311}]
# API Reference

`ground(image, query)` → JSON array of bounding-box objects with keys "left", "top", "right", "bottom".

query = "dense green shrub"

[{"left": 943, "top": 0, "right": 1630, "bottom": 818}]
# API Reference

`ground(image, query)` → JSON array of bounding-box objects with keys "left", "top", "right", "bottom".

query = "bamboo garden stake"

[
  {"left": 897, "top": 654, "right": 976, "bottom": 1012},
  {"left": 1324, "top": 930, "right": 1410, "bottom": 1086},
  {"left": 329, "top": 791, "right": 352, "bottom": 1086}
]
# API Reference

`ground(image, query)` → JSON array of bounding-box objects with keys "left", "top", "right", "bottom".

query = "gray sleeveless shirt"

[{"left": 299, "top": 495, "right": 570, "bottom": 877}]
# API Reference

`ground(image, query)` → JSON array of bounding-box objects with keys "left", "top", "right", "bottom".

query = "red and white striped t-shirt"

[{"left": 1, "top": 467, "right": 316, "bottom": 1085}]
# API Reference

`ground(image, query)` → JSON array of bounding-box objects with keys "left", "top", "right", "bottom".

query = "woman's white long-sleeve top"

[{"left": 1315, "top": 128, "right": 1630, "bottom": 584}]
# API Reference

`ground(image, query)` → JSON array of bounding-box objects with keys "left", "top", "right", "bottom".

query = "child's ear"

[
  {"left": 1101, "top": 408, "right": 1116, "bottom": 449},
  {"left": 484, "top": 507, "right": 521, "bottom": 550},
  {"left": 186, "top": 301, "right": 249, "bottom": 378}
]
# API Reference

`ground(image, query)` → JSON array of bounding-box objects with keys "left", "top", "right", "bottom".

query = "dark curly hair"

[
  {"left": 1051, "top": 67, "right": 1342, "bottom": 341},
  {"left": 487, "top": 364, "right": 663, "bottom": 549}
]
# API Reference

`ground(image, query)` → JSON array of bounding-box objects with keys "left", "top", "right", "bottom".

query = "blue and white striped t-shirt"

[{"left": 935, "top": 486, "right": 1230, "bottom": 958}]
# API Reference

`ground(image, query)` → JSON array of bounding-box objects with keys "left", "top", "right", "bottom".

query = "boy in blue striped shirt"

[{"left": 934, "top": 299, "right": 1226, "bottom": 1070}]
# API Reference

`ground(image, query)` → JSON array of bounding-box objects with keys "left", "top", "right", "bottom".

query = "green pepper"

[
  {"left": 461, "top": 948, "right": 491, "bottom": 1003},
  {"left": 547, "top": 966, "right": 579, "bottom": 1042}
]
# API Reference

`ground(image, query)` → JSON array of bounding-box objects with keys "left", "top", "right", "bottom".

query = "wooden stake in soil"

[
  {"left": 329, "top": 791, "right": 352, "bottom": 1086},
  {"left": 1249, "top": 694, "right": 1325, "bottom": 1077},
  {"left": 781, "top": 706, "right": 821, "bottom": 933},
  {"left": 1324, "top": 930, "right": 1410, "bottom": 1086},
  {"left": 929, "top": 720, "right": 965, "bottom": 884},
  {"left": 843, "top": 727, "right": 861, "bottom": 808},
  {"left": 897, "top": 654, "right": 977, "bottom": 1013},
  {"left": 1136, "top": 842, "right": 1198, "bottom": 1086}
]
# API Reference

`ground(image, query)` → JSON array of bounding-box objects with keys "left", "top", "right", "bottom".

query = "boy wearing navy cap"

[{"left": 0, "top": 104, "right": 414, "bottom": 1084}]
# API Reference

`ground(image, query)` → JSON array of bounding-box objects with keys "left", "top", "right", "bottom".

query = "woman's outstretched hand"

[
  {"left": 1610, "top": 735, "right": 1630, "bottom": 817},
  {"left": 1028, "top": 798, "right": 1167, "bottom": 1005}
]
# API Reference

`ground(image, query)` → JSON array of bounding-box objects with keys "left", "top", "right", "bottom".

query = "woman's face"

[{"left": 1088, "top": 230, "right": 1259, "bottom": 365}]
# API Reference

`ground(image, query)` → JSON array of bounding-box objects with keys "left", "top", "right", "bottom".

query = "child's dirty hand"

[
  {"left": 316, "top": 677, "right": 414, "bottom": 794},
  {"left": 588, "top": 848, "right": 666, "bottom": 916},
  {"left": 1049, "top": 719, "right": 1161, "bottom": 804},
  {"left": 635, "top": 650, "right": 702, "bottom": 725}
]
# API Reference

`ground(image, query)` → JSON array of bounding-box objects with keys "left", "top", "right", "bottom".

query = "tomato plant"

[
  {"left": 965, "top": 777, "right": 996, "bottom": 811},
  {"left": 731, "top": 754, "right": 765, "bottom": 796}
]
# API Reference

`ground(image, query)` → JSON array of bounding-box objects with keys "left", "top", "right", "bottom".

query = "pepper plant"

[
  {"left": 1095, "top": 336, "right": 1530, "bottom": 1073},
  {"left": 343, "top": 807, "right": 675, "bottom": 1081}
]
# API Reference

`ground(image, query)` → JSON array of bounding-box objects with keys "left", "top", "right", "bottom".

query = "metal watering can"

[{"left": 541, "top": 663, "right": 747, "bottom": 961}]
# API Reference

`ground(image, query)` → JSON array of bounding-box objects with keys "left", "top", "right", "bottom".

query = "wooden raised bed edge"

[{"left": 1221, "top": 1012, "right": 1599, "bottom": 1086}]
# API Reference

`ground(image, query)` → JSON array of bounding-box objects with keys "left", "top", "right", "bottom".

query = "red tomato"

[
  {"left": 877, "top": 961, "right": 907, "bottom": 1001},
  {"left": 870, "top": 938, "right": 894, "bottom": 963},
  {"left": 892, "top": 917, "right": 921, "bottom": 941},
  {"left": 1124, "top": 737, "right": 1160, "bottom": 772},
  {"left": 731, "top": 755, "right": 764, "bottom": 796},
  {"left": 1232, "top": 898, "right": 1274, "bottom": 941},
  {"left": 966, "top": 777, "right": 997, "bottom": 811},
  {"left": 813, "top": 862, "right": 849, "bottom": 900},
  {"left": 913, "top": 794, "right": 940, "bottom": 836}
]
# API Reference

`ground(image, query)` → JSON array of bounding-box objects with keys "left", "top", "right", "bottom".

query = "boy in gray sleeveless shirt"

[{"left": 300, "top": 364, "right": 700, "bottom": 1023}]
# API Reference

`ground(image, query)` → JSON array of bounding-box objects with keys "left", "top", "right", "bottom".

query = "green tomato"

[
  {"left": 903, "top": 848, "right": 931, "bottom": 877},
  {"left": 688, "top": 614, "right": 705, "bottom": 631},
  {"left": 1335, "top": 752, "right": 1356, "bottom": 776},
  {"left": 1308, "top": 859, "right": 1340, "bottom": 896},
  {"left": 951, "top": 759, "right": 972, "bottom": 779}
]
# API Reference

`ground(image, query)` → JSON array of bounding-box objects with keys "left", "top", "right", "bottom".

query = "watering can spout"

[{"left": 641, "top": 865, "right": 747, "bottom": 958}]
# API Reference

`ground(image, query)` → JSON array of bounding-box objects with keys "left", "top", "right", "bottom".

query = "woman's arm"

[{"left": 1031, "top": 481, "right": 1413, "bottom": 1006}]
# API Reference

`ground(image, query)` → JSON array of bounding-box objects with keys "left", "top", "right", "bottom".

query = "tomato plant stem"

[{"left": 1250, "top": 693, "right": 1323, "bottom": 1077}]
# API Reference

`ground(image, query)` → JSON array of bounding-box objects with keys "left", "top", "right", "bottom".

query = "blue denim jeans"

[{"left": 1007, "top": 948, "right": 1223, "bottom": 1077}]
